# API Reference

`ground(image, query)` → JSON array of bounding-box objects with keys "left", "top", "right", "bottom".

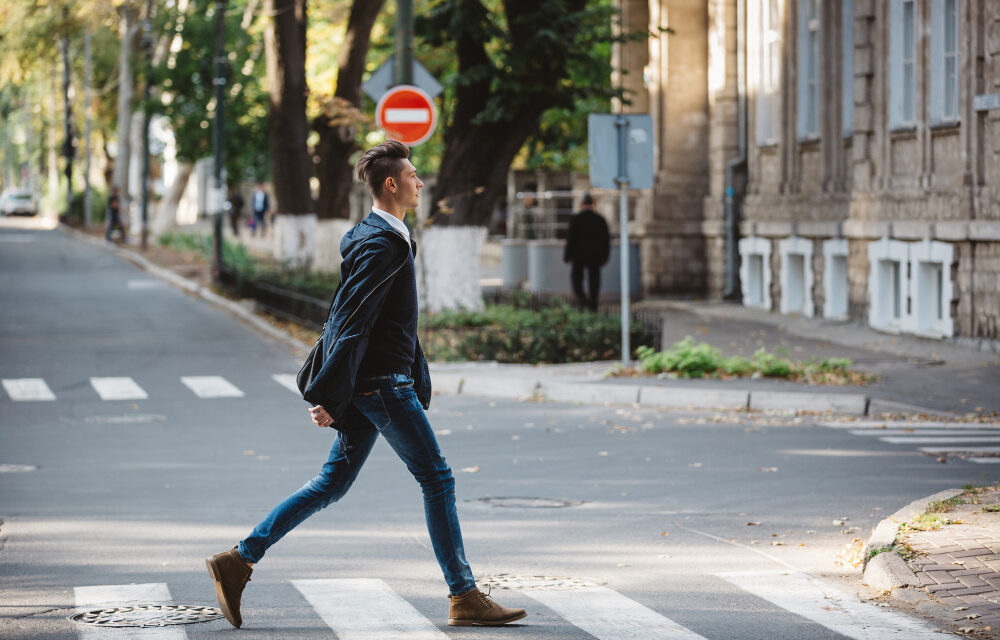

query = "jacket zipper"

[{"left": 326, "top": 227, "right": 411, "bottom": 355}]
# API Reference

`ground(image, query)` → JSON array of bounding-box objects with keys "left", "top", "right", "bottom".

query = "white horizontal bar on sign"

[
  {"left": 292, "top": 578, "right": 448, "bottom": 640},
  {"left": 2, "top": 378, "right": 56, "bottom": 401},
  {"left": 919, "top": 446, "right": 1000, "bottom": 453},
  {"left": 180, "top": 376, "right": 244, "bottom": 399},
  {"left": 74, "top": 582, "right": 186, "bottom": 640},
  {"left": 91, "top": 377, "right": 149, "bottom": 401},
  {"left": 850, "top": 429, "right": 1000, "bottom": 436},
  {"left": 271, "top": 374, "right": 299, "bottom": 394},
  {"left": 715, "top": 570, "right": 945, "bottom": 639},
  {"left": 519, "top": 586, "right": 707, "bottom": 640},
  {"left": 384, "top": 108, "right": 431, "bottom": 123},
  {"left": 881, "top": 436, "right": 1000, "bottom": 444}
]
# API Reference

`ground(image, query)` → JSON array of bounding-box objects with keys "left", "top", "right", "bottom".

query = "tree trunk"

[
  {"left": 113, "top": 3, "right": 140, "bottom": 215},
  {"left": 313, "top": 0, "right": 384, "bottom": 220},
  {"left": 264, "top": 0, "right": 313, "bottom": 215},
  {"left": 60, "top": 34, "right": 75, "bottom": 218},
  {"left": 83, "top": 31, "right": 94, "bottom": 227},
  {"left": 152, "top": 161, "right": 192, "bottom": 235}
]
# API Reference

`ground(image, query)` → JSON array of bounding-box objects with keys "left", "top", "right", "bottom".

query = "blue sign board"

[{"left": 587, "top": 113, "right": 654, "bottom": 190}]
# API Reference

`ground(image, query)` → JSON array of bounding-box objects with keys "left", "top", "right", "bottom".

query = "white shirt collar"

[{"left": 371, "top": 207, "right": 410, "bottom": 243}]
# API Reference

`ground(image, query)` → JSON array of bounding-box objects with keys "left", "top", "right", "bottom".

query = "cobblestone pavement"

[{"left": 904, "top": 490, "right": 1000, "bottom": 637}]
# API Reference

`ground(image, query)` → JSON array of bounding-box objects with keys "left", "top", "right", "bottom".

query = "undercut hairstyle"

[{"left": 357, "top": 141, "right": 410, "bottom": 198}]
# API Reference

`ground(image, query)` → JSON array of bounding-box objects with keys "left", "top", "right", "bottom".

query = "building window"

[
  {"left": 890, "top": 0, "right": 918, "bottom": 128},
  {"left": 842, "top": 0, "right": 854, "bottom": 136},
  {"left": 931, "top": 0, "right": 961, "bottom": 124},
  {"left": 906, "top": 240, "right": 954, "bottom": 337},
  {"left": 823, "top": 239, "right": 849, "bottom": 319},
  {"left": 779, "top": 236, "right": 815, "bottom": 316},
  {"left": 757, "top": 0, "right": 782, "bottom": 145},
  {"left": 740, "top": 236, "right": 773, "bottom": 310},
  {"left": 867, "top": 238, "right": 909, "bottom": 332},
  {"left": 797, "top": 0, "right": 821, "bottom": 139}
]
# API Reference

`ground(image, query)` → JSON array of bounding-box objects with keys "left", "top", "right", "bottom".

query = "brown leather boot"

[
  {"left": 448, "top": 588, "right": 526, "bottom": 626},
  {"left": 206, "top": 547, "right": 252, "bottom": 628}
]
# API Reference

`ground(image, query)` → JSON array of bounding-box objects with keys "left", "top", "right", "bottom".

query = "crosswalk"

[
  {"left": 821, "top": 420, "right": 1000, "bottom": 464},
  {"left": 1, "top": 374, "right": 299, "bottom": 402},
  {"left": 67, "top": 572, "right": 953, "bottom": 638}
]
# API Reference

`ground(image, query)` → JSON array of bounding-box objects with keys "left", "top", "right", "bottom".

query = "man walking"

[
  {"left": 105, "top": 186, "right": 126, "bottom": 243},
  {"left": 206, "top": 141, "right": 526, "bottom": 629},
  {"left": 249, "top": 182, "right": 269, "bottom": 235},
  {"left": 563, "top": 194, "right": 610, "bottom": 310}
]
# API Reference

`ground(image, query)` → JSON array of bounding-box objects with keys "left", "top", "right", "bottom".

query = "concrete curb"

[
  {"left": 861, "top": 487, "right": 965, "bottom": 592},
  {"left": 57, "top": 224, "right": 311, "bottom": 355}
]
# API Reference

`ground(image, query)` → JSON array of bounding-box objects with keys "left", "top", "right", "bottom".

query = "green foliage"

[
  {"left": 421, "top": 304, "right": 651, "bottom": 364},
  {"left": 636, "top": 337, "right": 857, "bottom": 381},
  {"left": 152, "top": 0, "right": 269, "bottom": 183}
]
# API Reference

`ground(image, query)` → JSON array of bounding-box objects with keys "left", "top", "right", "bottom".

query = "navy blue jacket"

[{"left": 301, "top": 212, "right": 431, "bottom": 428}]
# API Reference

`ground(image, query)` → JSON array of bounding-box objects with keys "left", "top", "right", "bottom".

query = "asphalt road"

[{"left": 1, "top": 224, "right": 994, "bottom": 639}]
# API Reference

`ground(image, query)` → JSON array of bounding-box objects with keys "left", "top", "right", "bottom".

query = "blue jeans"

[{"left": 237, "top": 374, "right": 477, "bottom": 596}]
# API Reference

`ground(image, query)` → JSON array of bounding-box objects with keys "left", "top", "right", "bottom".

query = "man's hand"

[{"left": 309, "top": 405, "right": 334, "bottom": 428}]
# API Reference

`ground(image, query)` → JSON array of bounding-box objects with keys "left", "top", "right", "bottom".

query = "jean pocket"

[
  {"left": 393, "top": 377, "right": 414, "bottom": 389},
  {"left": 353, "top": 390, "right": 391, "bottom": 430}
]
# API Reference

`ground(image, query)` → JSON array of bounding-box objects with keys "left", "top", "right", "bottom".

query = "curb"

[
  {"left": 57, "top": 224, "right": 310, "bottom": 355},
  {"left": 861, "top": 488, "right": 965, "bottom": 591}
]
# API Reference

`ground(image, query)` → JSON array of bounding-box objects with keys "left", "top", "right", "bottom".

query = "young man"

[
  {"left": 206, "top": 141, "right": 526, "bottom": 629},
  {"left": 563, "top": 194, "right": 610, "bottom": 311}
]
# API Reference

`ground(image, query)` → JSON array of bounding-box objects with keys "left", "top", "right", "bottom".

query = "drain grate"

[
  {"left": 473, "top": 496, "right": 583, "bottom": 509},
  {"left": 479, "top": 574, "right": 606, "bottom": 591},
  {"left": 70, "top": 605, "right": 223, "bottom": 627}
]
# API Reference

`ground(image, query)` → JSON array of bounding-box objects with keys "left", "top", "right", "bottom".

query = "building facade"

[{"left": 621, "top": 0, "right": 999, "bottom": 343}]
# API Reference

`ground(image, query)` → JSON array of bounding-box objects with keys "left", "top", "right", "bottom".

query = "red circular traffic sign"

[{"left": 376, "top": 85, "right": 437, "bottom": 147}]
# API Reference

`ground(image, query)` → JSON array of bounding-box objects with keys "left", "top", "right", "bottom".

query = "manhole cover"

[
  {"left": 479, "top": 574, "right": 606, "bottom": 591},
  {"left": 473, "top": 497, "right": 583, "bottom": 508},
  {"left": 70, "top": 605, "right": 224, "bottom": 627}
]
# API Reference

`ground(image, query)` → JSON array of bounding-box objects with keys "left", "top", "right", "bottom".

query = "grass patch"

[
  {"left": 925, "top": 496, "right": 966, "bottom": 513},
  {"left": 633, "top": 337, "right": 873, "bottom": 385},
  {"left": 983, "top": 505, "right": 1000, "bottom": 513}
]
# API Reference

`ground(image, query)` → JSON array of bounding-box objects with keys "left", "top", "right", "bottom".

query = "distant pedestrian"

[
  {"left": 563, "top": 193, "right": 610, "bottom": 311},
  {"left": 206, "top": 141, "right": 526, "bottom": 630},
  {"left": 226, "top": 188, "right": 244, "bottom": 237},
  {"left": 250, "top": 182, "right": 269, "bottom": 236},
  {"left": 105, "top": 186, "right": 126, "bottom": 243}
]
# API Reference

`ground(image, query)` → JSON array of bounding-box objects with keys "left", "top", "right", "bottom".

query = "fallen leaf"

[
  {"left": 598, "top": 451, "right": 610, "bottom": 457},
  {"left": 460, "top": 466, "right": 481, "bottom": 473},
  {"left": 617, "top": 563, "right": 632, "bottom": 567},
  {"left": 966, "top": 613, "right": 981, "bottom": 619},
  {"left": 955, "top": 607, "right": 969, "bottom": 611},
  {"left": 747, "top": 521, "right": 761, "bottom": 526},
  {"left": 757, "top": 467, "right": 779, "bottom": 472},
  {"left": 954, "top": 560, "right": 966, "bottom": 566},
  {"left": 435, "top": 429, "right": 453, "bottom": 436},
  {"left": 688, "top": 462, "right": 703, "bottom": 468},
  {"left": 770, "top": 541, "right": 784, "bottom": 546},
  {"left": 660, "top": 531, "right": 670, "bottom": 536}
]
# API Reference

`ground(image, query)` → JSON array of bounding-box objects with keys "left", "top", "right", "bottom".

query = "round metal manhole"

[
  {"left": 69, "top": 605, "right": 224, "bottom": 627},
  {"left": 473, "top": 496, "right": 584, "bottom": 509},
  {"left": 479, "top": 574, "right": 606, "bottom": 591}
]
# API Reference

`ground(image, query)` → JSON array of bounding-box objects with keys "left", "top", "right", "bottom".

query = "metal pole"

[
  {"left": 140, "top": 0, "right": 153, "bottom": 250},
  {"left": 394, "top": 0, "right": 414, "bottom": 86},
  {"left": 615, "top": 113, "right": 630, "bottom": 367},
  {"left": 212, "top": 0, "right": 228, "bottom": 278},
  {"left": 83, "top": 31, "right": 93, "bottom": 227}
]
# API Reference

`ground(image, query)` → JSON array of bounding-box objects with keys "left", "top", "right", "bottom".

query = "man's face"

[{"left": 392, "top": 160, "right": 423, "bottom": 209}]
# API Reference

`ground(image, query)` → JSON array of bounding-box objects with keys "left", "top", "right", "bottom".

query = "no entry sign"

[{"left": 376, "top": 85, "right": 437, "bottom": 147}]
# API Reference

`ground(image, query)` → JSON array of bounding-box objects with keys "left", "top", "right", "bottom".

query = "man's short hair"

[
  {"left": 357, "top": 141, "right": 410, "bottom": 198},
  {"left": 581, "top": 194, "right": 594, "bottom": 206}
]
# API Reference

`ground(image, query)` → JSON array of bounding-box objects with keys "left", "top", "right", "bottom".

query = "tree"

[
  {"left": 312, "top": 0, "right": 385, "bottom": 219},
  {"left": 416, "top": 0, "right": 627, "bottom": 227},
  {"left": 264, "top": 0, "right": 313, "bottom": 215}
]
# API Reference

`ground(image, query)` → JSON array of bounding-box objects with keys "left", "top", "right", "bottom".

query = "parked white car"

[{"left": 0, "top": 190, "right": 38, "bottom": 216}]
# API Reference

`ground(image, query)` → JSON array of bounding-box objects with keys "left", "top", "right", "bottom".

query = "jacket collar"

[{"left": 362, "top": 210, "right": 415, "bottom": 253}]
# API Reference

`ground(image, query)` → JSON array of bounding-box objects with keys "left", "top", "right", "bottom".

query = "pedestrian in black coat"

[{"left": 563, "top": 194, "right": 610, "bottom": 311}]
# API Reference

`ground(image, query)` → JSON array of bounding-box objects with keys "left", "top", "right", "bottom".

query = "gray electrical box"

[{"left": 587, "top": 113, "right": 654, "bottom": 190}]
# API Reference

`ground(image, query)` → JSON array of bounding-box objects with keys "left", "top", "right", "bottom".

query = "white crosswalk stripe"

[
  {"left": 880, "top": 436, "right": 1000, "bottom": 444},
  {"left": 291, "top": 578, "right": 448, "bottom": 640},
  {"left": 180, "top": 376, "right": 244, "bottom": 398},
  {"left": 74, "top": 583, "right": 185, "bottom": 639},
  {"left": 716, "top": 570, "right": 948, "bottom": 639},
  {"left": 90, "top": 377, "right": 149, "bottom": 401},
  {"left": 518, "top": 586, "right": 707, "bottom": 640},
  {"left": 824, "top": 421, "right": 1000, "bottom": 464},
  {"left": 271, "top": 373, "right": 300, "bottom": 394},
  {"left": 850, "top": 429, "right": 1000, "bottom": 436},
  {"left": 2, "top": 378, "right": 56, "bottom": 401}
]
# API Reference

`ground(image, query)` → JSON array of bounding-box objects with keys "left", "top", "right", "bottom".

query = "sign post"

[
  {"left": 588, "top": 113, "right": 654, "bottom": 367},
  {"left": 375, "top": 85, "right": 437, "bottom": 147}
]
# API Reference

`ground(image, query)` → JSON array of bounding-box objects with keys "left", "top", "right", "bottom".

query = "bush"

[{"left": 421, "top": 304, "right": 653, "bottom": 364}]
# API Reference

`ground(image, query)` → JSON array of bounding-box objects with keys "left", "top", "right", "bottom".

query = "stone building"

[{"left": 618, "top": 0, "right": 999, "bottom": 343}]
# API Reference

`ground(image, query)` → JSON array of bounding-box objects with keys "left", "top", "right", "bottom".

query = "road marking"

[
  {"left": 850, "top": 429, "right": 1000, "bottom": 436},
  {"left": 91, "top": 377, "right": 149, "bottom": 401},
  {"left": 880, "top": 436, "right": 1000, "bottom": 444},
  {"left": 291, "top": 578, "right": 448, "bottom": 640},
  {"left": 518, "top": 586, "right": 707, "bottom": 640},
  {"left": 919, "top": 446, "right": 1000, "bottom": 454},
  {"left": 716, "top": 570, "right": 948, "bottom": 639},
  {"left": 0, "top": 464, "right": 37, "bottom": 472},
  {"left": 271, "top": 374, "right": 299, "bottom": 394},
  {"left": 180, "top": 376, "right": 244, "bottom": 398},
  {"left": 127, "top": 279, "right": 164, "bottom": 290},
  {"left": 822, "top": 421, "right": 1000, "bottom": 430},
  {"left": 2, "top": 378, "right": 56, "bottom": 401},
  {"left": 969, "top": 458, "right": 1000, "bottom": 464},
  {"left": 385, "top": 108, "right": 431, "bottom": 123},
  {"left": 74, "top": 583, "right": 185, "bottom": 639}
]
